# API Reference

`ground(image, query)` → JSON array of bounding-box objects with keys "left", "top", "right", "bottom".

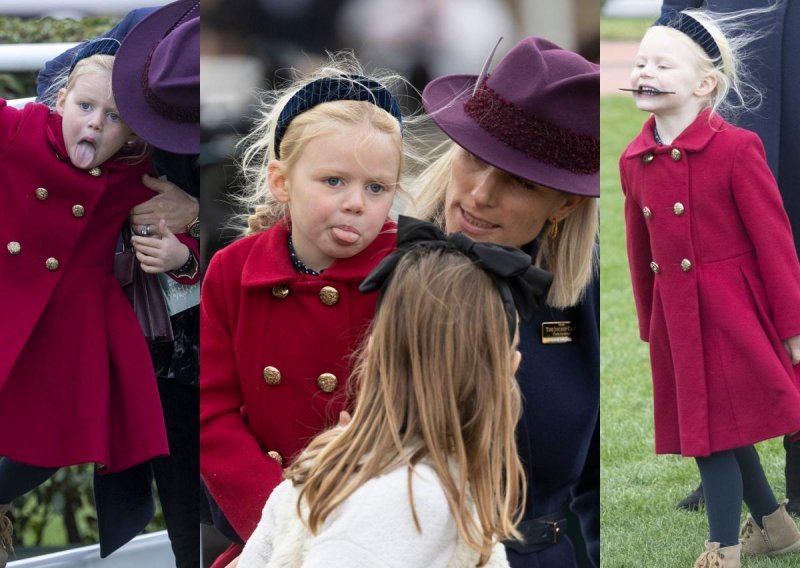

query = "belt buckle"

[{"left": 547, "top": 520, "right": 561, "bottom": 544}]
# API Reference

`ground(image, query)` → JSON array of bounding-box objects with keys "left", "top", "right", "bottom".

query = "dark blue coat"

[
  {"left": 507, "top": 268, "right": 600, "bottom": 568},
  {"left": 661, "top": 0, "right": 800, "bottom": 250}
]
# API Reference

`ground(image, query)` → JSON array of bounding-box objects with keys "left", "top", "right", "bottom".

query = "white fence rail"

[
  {"left": 0, "top": 1, "right": 172, "bottom": 18},
  {"left": 8, "top": 531, "right": 175, "bottom": 568},
  {"left": 0, "top": 43, "right": 78, "bottom": 72}
]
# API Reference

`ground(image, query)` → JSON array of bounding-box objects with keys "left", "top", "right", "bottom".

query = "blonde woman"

[
  {"left": 413, "top": 37, "right": 600, "bottom": 568},
  {"left": 236, "top": 215, "right": 552, "bottom": 567}
]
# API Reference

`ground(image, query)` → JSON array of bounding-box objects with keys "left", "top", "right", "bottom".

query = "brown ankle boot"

[
  {"left": 0, "top": 504, "right": 12, "bottom": 568},
  {"left": 740, "top": 500, "right": 800, "bottom": 556},
  {"left": 693, "top": 541, "right": 741, "bottom": 568}
]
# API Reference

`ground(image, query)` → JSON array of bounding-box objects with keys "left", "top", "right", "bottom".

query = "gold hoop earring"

[{"left": 548, "top": 218, "right": 560, "bottom": 240}]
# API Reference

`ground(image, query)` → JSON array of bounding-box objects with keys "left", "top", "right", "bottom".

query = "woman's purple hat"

[
  {"left": 423, "top": 36, "right": 599, "bottom": 197},
  {"left": 112, "top": 0, "right": 199, "bottom": 154}
]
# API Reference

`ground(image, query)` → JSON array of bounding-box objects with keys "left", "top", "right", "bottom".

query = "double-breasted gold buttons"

[
  {"left": 670, "top": 148, "right": 682, "bottom": 161},
  {"left": 7, "top": 241, "right": 21, "bottom": 255},
  {"left": 681, "top": 259, "right": 692, "bottom": 272},
  {"left": 642, "top": 152, "right": 654, "bottom": 164},
  {"left": 319, "top": 286, "right": 339, "bottom": 306},
  {"left": 35, "top": 187, "right": 49, "bottom": 200},
  {"left": 642, "top": 206, "right": 652, "bottom": 219},
  {"left": 272, "top": 285, "right": 289, "bottom": 299},
  {"left": 673, "top": 202, "right": 685, "bottom": 216},
  {"left": 45, "top": 257, "right": 60, "bottom": 271},
  {"left": 72, "top": 204, "right": 85, "bottom": 218},
  {"left": 650, "top": 261, "right": 660, "bottom": 274},
  {"left": 267, "top": 450, "right": 283, "bottom": 465},
  {"left": 89, "top": 167, "right": 101, "bottom": 177},
  {"left": 263, "top": 366, "right": 281, "bottom": 385},
  {"left": 317, "top": 372, "right": 338, "bottom": 392}
]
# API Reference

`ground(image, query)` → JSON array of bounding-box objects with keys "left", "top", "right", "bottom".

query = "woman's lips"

[
  {"left": 458, "top": 206, "right": 500, "bottom": 234},
  {"left": 331, "top": 225, "right": 360, "bottom": 245}
]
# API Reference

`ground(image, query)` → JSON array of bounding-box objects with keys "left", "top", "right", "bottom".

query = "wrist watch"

[{"left": 187, "top": 217, "right": 200, "bottom": 239}]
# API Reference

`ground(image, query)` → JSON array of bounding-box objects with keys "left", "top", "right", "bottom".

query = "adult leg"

[
  {"left": 785, "top": 435, "right": 800, "bottom": 517},
  {"left": 150, "top": 377, "right": 200, "bottom": 568}
]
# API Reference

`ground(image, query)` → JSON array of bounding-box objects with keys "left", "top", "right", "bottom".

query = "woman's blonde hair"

[
  {"left": 653, "top": 4, "right": 779, "bottom": 121},
  {"left": 412, "top": 143, "right": 598, "bottom": 309},
  {"left": 287, "top": 246, "right": 526, "bottom": 564},
  {"left": 235, "top": 52, "right": 425, "bottom": 235}
]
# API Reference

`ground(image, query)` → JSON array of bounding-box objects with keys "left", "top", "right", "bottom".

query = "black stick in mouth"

[{"left": 619, "top": 86, "right": 676, "bottom": 94}]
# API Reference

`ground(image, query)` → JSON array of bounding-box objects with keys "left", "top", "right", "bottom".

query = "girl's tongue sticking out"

[{"left": 74, "top": 140, "right": 97, "bottom": 169}]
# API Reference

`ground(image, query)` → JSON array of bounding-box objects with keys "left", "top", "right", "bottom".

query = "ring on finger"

[{"left": 142, "top": 224, "right": 151, "bottom": 237}]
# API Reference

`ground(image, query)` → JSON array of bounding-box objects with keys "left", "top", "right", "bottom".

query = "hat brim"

[
  {"left": 113, "top": 0, "right": 198, "bottom": 155},
  {"left": 422, "top": 74, "right": 599, "bottom": 197}
]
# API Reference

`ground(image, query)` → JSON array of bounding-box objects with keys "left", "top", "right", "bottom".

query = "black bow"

[{"left": 360, "top": 216, "right": 553, "bottom": 339}]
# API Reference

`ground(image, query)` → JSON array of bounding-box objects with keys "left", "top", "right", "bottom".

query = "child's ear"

[
  {"left": 695, "top": 74, "right": 718, "bottom": 98},
  {"left": 55, "top": 88, "right": 68, "bottom": 116},
  {"left": 267, "top": 160, "right": 289, "bottom": 203}
]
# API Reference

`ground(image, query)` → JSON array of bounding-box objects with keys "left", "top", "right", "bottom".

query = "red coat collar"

[
  {"left": 241, "top": 219, "right": 397, "bottom": 287},
  {"left": 624, "top": 108, "right": 728, "bottom": 159},
  {"left": 45, "top": 108, "right": 141, "bottom": 172}
]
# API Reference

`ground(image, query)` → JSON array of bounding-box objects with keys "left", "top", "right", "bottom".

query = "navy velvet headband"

[
  {"left": 68, "top": 38, "right": 121, "bottom": 74},
  {"left": 654, "top": 10, "right": 721, "bottom": 62},
  {"left": 274, "top": 75, "right": 403, "bottom": 159}
]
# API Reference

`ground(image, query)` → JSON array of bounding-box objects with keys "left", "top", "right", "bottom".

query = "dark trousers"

[
  {"left": 695, "top": 445, "right": 779, "bottom": 547},
  {"left": 152, "top": 376, "right": 200, "bottom": 568},
  {"left": 787, "top": 435, "right": 800, "bottom": 501}
]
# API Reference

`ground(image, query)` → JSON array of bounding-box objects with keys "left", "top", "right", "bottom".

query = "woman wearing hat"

[{"left": 413, "top": 36, "right": 599, "bottom": 568}]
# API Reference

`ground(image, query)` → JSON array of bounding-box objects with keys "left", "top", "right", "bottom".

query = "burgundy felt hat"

[
  {"left": 423, "top": 36, "right": 599, "bottom": 197},
  {"left": 112, "top": 0, "right": 199, "bottom": 154}
]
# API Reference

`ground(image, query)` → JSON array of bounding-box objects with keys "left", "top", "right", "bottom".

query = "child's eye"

[
  {"left": 79, "top": 102, "right": 92, "bottom": 111},
  {"left": 107, "top": 112, "right": 121, "bottom": 122},
  {"left": 325, "top": 177, "right": 343, "bottom": 187},
  {"left": 366, "top": 183, "right": 386, "bottom": 194}
]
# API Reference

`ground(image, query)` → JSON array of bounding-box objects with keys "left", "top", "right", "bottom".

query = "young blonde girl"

[
  {"left": 236, "top": 215, "right": 552, "bottom": 567},
  {"left": 620, "top": 8, "right": 800, "bottom": 567},
  {"left": 200, "top": 55, "right": 416, "bottom": 567},
  {"left": 0, "top": 44, "right": 171, "bottom": 564}
]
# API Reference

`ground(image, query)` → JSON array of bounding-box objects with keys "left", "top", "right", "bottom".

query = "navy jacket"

[{"left": 507, "top": 268, "right": 600, "bottom": 568}]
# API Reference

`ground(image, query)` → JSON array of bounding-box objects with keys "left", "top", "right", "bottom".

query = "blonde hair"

[
  {"left": 235, "top": 52, "right": 425, "bottom": 235},
  {"left": 653, "top": 5, "right": 779, "bottom": 121},
  {"left": 287, "top": 247, "right": 526, "bottom": 564},
  {"left": 412, "top": 143, "right": 598, "bottom": 309}
]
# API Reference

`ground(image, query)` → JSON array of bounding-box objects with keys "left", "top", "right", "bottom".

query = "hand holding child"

[
  {"left": 784, "top": 335, "right": 800, "bottom": 365},
  {"left": 131, "top": 219, "right": 191, "bottom": 274}
]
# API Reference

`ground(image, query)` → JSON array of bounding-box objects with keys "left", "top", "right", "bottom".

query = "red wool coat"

[
  {"left": 200, "top": 219, "right": 396, "bottom": 541},
  {"left": 0, "top": 100, "right": 168, "bottom": 472},
  {"left": 620, "top": 110, "right": 800, "bottom": 457}
]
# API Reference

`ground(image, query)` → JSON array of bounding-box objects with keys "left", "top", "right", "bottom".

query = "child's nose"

[{"left": 342, "top": 187, "right": 365, "bottom": 213}]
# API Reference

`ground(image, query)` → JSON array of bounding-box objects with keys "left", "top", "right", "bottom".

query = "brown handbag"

[{"left": 114, "top": 224, "right": 174, "bottom": 343}]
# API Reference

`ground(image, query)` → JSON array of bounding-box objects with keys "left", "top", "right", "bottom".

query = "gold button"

[
  {"left": 263, "top": 366, "right": 281, "bottom": 385},
  {"left": 272, "top": 285, "right": 289, "bottom": 299},
  {"left": 89, "top": 167, "right": 101, "bottom": 177},
  {"left": 72, "top": 204, "right": 85, "bottom": 217},
  {"left": 317, "top": 372, "right": 338, "bottom": 392},
  {"left": 642, "top": 206, "right": 652, "bottom": 219},
  {"left": 671, "top": 148, "right": 682, "bottom": 161},
  {"left": 319, "top": 286, "right": 339, "bottom": 306},
  {"left": 267, "top": 450, "right": 283, "bottom": 466},
  {"left": 35, "top": 187, "right": 49, "bottom": 200},
  {"left": 642, "top": 152, "right": 654, "bottom": 164},
  {"left": 7, "top": 241, "right": 21, "bottom": 255},
  {"left": 650, "top": 261, "right": 660, "bottom": 274},
  {"left": 681, "top": 259, "right": 692, "bottom": 272},
  {"left": 45, "top": 257, "right": 59, "bottom": 271},
  {"left": 673, "top": 202, "right": 685, "bottom": 216}
]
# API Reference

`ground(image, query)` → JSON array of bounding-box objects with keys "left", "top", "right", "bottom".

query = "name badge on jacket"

[{"left": 541, "top": 321, "right": 577, "bottom": 344}]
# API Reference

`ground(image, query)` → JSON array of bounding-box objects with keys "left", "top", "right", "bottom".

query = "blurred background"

[{"left": 198, "top": 0, "right": 601, "bottom": 266}]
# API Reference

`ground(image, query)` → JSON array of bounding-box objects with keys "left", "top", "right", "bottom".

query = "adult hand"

[
  {"left": 783, "top": 335, "right": 800, "bottom": 365},
  {"left": 130, "top": 174, "right": 198, "bottom": 235},
  {"left": 131, "top": 219, "right": 191, "bottom": 273}
]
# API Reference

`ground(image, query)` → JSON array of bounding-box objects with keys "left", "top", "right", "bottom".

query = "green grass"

[
  {"left": 600, "top": 17, "right": 653, "bottom": 41},
  {"left": 599, "top": 95, "right": 796, "bottom": 567}
]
